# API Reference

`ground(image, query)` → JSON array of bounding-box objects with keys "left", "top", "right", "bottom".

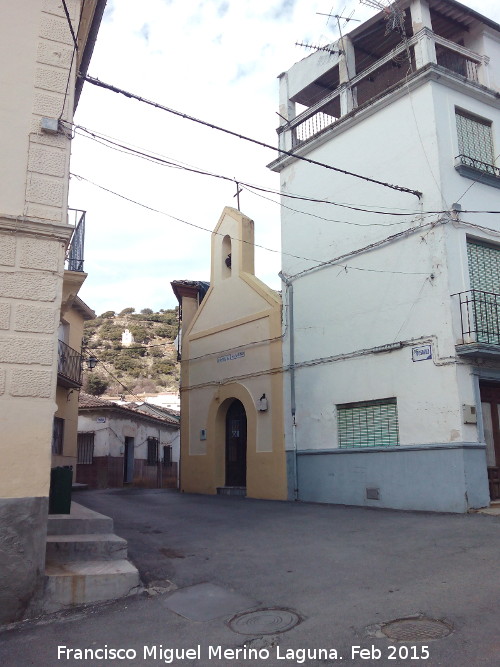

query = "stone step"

[
  {"left": 46, "top": 533, "right": 127, "bottom": 562},
  {"left": 47, "top": 502, "right": 113, "bottom": 535},
  {"left": 217, "top": 486, "right": 247, "bottom": 497},
  {"left": 44, "top": 560, "right": 141, "bottom": 613}
]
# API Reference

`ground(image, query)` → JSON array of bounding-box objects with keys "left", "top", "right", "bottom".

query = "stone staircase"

[{"left": 44, "top": 503, "right": 141, "bottom": 613}]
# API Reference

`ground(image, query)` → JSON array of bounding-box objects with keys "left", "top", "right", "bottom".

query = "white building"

[
  {"left": 121, "top": 328, "right": 134, "bottom": 347},
  {"left": 269, "top": 0, "right": 500, "bottom": 512}
]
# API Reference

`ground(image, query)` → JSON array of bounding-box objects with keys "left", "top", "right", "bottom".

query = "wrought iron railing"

[
  {"left": 58, "top": 339, "right": 83, "bottom": 386},
  {"left": 293, "top": 109, "right": 339, "bottom": 146},
  {"left": 455, "top": 290, "right": 500, "bottom": 346},
  {"left": 436, "top": 46, "right": 479, "bottom": 82},
  {"left": 66, "top": 209, "right": 86, "bottom": 272},
  {"left": 456, "top": 154, "right": 500, "bottom": 178}
]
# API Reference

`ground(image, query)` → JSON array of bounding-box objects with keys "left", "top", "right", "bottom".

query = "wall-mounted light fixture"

[{"left": 257, "top": 393, "right": 268, "bottom": 412}]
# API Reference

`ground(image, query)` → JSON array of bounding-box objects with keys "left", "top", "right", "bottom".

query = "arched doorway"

[{"left": 225, "top": 399, "right": 247, "bottom": 486}]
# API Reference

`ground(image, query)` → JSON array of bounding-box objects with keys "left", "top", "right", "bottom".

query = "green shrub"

[{"left": 85, "top": 374, "right": 109, "bottom": 396}]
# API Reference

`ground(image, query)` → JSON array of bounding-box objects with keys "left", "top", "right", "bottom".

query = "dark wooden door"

[
  {"left": 480, "top": 383, "right": 500, "bottom": 500},
  {"left": 123, "top": 437, "right": 134, "bottom": 484},
  {"left": 225, "top": 400, "right": 247, "bottom": 487}
]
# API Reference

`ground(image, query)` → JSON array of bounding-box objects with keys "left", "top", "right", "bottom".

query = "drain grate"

[
  {"left": 381, "top": 617, "right": 452, "bottom": 642},
  {"left": 228, "top": 608, "right": 300, "bottom": 635}
]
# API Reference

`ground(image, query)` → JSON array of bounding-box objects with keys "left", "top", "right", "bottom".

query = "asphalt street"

[{"left": 1, "top": 489, "right": 500, "bottom": 667}]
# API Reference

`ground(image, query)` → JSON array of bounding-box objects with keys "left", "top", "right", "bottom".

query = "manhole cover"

[
  {"left": 381, "top": 617, "right": 452, "bottom": 642},
  {"left": 228, "top": 608, "right": 300, "bottom": 635}
]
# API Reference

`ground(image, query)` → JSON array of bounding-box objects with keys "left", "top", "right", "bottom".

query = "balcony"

[
  {"left": 455, "top": 155, "right": 500, "bottom": 190},
  {"left": 58, "top": 339, "right": 83, "bottom": 387},
  {"left": 454, "top": 290, "right": 500, "bottom": 358},
  {"left": 274, "top": 3, "right": 491, "bottom": 159},
  {"left": 66, "top": 209, "right": 86, "bottom": 272}
]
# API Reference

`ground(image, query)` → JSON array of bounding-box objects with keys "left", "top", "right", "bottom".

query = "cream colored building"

[
  {"left": 53, "top": 295, "right": 96, "bottom": 476},
  {"left": 0, "top": 0, "right": 105, "bottom": 623},
  {"left": 172, "top": 207, "right": 287, "bottom": 501}
]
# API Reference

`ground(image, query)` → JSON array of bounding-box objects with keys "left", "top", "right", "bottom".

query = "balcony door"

[
  {"left": 480, "top": 383, "right": 500, "bottom": 500},
  {"left": 467, "top": 240, "right": 500, "bottom": 344}
]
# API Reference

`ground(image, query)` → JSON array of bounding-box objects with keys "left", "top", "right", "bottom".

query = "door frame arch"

[{"left": 207, "top": 383, "right": 257, "bottom": 490}]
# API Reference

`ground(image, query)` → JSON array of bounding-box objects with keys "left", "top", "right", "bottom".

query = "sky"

[{"left": 69, "top": 0, "right": 500, "bottom": 316}]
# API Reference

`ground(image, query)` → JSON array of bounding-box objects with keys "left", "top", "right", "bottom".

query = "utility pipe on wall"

[{"left": 279, "top": 272, "right": 298, "bottom": 501}]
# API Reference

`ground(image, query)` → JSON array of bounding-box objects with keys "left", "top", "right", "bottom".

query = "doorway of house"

[
  {"left": 124, "top": 436, "right": 134, "bottom": 484},
  {"left": 225, "top": 400, "right": 247, "bottom": 487},
  {"left": 480, "top": 383, "right": 500, "bottom": 500}
]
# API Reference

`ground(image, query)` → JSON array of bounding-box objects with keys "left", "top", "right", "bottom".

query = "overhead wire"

[
  {"left": 67, "top": 122, "right": 431, "bottom": 221},
  {"left": 78, "top": 73, "right": 423, "bottom": 199},
  {"left": 71, "top": 171, "right": 442, "bottom": 276},
  {"left": 59, "top": 1, "right": 84, "bottom": 119},
  {"left": 69, "top": 121, "right": 500, "bottom": 215}
]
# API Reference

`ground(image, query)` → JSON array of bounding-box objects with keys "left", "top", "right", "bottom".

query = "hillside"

[{"left": 82, "top": 307, "right": 180, "bottom": 398}]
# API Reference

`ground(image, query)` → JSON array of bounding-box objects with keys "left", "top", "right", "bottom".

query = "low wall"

[{"left": 76, "top": 457, "right": 177, "bottom": 490}]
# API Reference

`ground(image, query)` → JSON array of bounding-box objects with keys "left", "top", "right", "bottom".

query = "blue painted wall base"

[{"left": 287, "top": 443, "right": 490, "bottom": 513}]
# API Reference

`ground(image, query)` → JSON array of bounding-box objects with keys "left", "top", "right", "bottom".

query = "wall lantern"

[
  {"left": 86, "top": 356, "right": 99, "bottom": 370},
  {"left": 257, "top": 393, "right": 268, "bottom": 412}
]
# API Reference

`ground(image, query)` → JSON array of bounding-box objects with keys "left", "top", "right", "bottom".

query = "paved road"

[{"left": 1, "top": 489, "right": 500, "bottom": 666}]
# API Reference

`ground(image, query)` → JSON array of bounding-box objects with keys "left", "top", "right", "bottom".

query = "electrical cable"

[
  {"left": 88, "top": 357, "right": 178, "bottom": 421},
  {"left": 68, "top": 121, "right": 430, "bottom": 216},
  {"left": 78, "top": 74, "right": 423, "bottom": 199},
  {"left": 62, "top": 0, "right": 78, "bottom": 50},
  {"left": 69, "top": 121, "right": 500, "bottom": 216},
  {"left": 71, "top": 171, "right": 441, "bottom": 275}
]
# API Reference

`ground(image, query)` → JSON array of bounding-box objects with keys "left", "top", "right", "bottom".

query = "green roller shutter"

[
  {"left": 337, "top": 398, "right": 399, "bottom": 448},
  {"left": 467, "top": 240, "right": 500, "bottom": 344}
]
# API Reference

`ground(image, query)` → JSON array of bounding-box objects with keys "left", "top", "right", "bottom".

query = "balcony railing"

[
  {"left": 456, "top": 155, "right": 500, "bottom": 178},
  {"left": 58, "top": 339, "right": 83, "bottom": 387},
  {"left": 66, "top": 209, "right": 86, "bottom": 272},
  {"left": 436, "top": 45, "right": 479, "bottom": 82},
  {"left": 278, "top": 29, "right": 487, "bottom": 154},
  {"left": 455, "top": 290, "right": 500, "bottom": 347},
  {"left": 293, "top": 109, "right": 339, "bottom": 146}
]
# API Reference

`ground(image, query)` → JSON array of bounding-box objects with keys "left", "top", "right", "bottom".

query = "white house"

[
  {"left": 269, "top": 0, "right": 500, "bottom": 512},
  {"left": 77, "top": 393, "right": 180, "bottom": 489}
]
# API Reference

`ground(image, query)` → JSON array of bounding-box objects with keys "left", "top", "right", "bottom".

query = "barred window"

[
  {"left": 147, "top": 437, "right": 159, "bottom": 465},
  {"left": 52, "top": 417, "right": 64, "bottom": 455},
  {"left": 337, "top": 398, "right": 399, "bottom": 448},
  {"left": 77, "top": 432, "right": 94, "bottom": 464},
  {"left": 456, "top": 109, "right": 494, "bottom": 166}
]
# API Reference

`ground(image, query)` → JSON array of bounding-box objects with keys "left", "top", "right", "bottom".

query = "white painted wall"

[
  {"left": 278, "top": 71, "right": 500, "bottom": 456},
  {"left": 77, "top": 412, "right": 180, "bottom": 463}
]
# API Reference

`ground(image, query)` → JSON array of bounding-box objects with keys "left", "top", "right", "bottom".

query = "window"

[
  {"left": 147, "top": 437, "right": 159, "bottom": 465},
  {"left": 337, "top": 398, "right": 399, "bottom": 448},
  {"left": 52, "top": 417, "right": 64, "bottom": 455},
  {"left": 77, "top": 432, "right": 94, "bottom": 464},
  {"left": 456, "top": 110, "right": 494, "bottom": 166},
  {"left": 466, "top": 239, "right": 500, "bottom": 344},
  {"left": 162, "top": 445, "right": 172, "bottom": 467}
]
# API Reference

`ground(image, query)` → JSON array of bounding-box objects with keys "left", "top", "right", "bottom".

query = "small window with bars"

[
  {"left": 456, "top": 109, "right": 495, "bottom": 170},
  {"left": 52, "top": 417, "right": 64, "bottom": 455},
  {"left": 337, "top": 398, "right": 399, "bottom": 449},
  {"left": 147, "top": 437, "right": 159, "bottom": 466},
  {"left": 77, "top": 432, "right": 94, "bottom": 464}
]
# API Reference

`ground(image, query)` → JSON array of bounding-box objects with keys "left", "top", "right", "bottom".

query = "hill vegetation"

[{"left": 82, "top": 307, "right": 180, "bottom": 397}]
